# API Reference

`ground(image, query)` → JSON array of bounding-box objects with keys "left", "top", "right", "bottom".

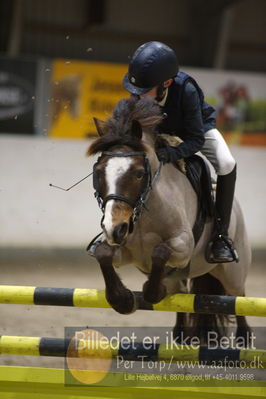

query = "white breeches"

[{"left": 201, "top": 128, "right": 236, "bottom": 176}]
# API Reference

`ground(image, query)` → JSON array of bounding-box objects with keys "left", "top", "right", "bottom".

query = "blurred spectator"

[{"left": 217, "top": 82, "right": 249, "bottom": 130}]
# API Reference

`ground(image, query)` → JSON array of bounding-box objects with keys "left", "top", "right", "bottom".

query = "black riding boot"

[{"left": 207, "top": 165, "right": 239, "bottom": 263}]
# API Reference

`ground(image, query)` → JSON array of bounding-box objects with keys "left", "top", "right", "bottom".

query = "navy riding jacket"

[{"left": 158, "top": 71, "right": 216, "bottom": 159}]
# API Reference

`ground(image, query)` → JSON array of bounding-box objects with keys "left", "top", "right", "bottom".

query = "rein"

[{"left": 93, "top": 151, "right": 163, "bottom": 226}]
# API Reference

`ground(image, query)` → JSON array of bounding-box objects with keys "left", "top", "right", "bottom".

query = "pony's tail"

[{"left": 189, "top": 273, "right": 231, "bottom": 343}]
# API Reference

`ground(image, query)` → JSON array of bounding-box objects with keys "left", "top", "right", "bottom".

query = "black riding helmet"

[{"left": 123, "top": 41, "right": 179, "bottom": 95}]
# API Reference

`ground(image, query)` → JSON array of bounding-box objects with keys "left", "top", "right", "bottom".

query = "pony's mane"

[{"left": 88, "top": 97, "right": 163, "bottom": 155}]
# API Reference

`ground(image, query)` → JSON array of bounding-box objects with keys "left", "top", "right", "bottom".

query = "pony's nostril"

[{"left": 113, "top": 223, "right": 128, "bottom": 244}]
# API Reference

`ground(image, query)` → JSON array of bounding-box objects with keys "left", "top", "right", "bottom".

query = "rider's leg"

[{"left": 201, "top": 128, "right": 238, "bottom": 263}]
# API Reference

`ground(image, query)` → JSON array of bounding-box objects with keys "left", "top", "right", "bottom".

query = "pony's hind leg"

[
  {"left": 236, "top": 315, "right": 253, "bottom": 347},
  {"left": 189, "top": 273, "right": 229, "bottom": 344},
  {"left": 173, "top": 312, "right": 190, "bottom": 343},
  {"left": 235, "top": 292, "right": 253, "bottom": 347},
  {"left": 209, "top": 261, "right": 252, "bottom": 347},
  {"left": 95, "top": 241, "right": 137, "bottom": 314},
  {"left": 162, "top": 277, "right": 191, "bottom": 342},
  {"left": 143, "top": 242, "right": 171, "bottom": 304}
]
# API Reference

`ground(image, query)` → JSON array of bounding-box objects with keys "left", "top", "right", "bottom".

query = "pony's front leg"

[
  {"left": 95, "top": 241, "right": 137, "bottom": 314},
  {"left": 143, "top": 243, "right": 171, "bottom": 304}
]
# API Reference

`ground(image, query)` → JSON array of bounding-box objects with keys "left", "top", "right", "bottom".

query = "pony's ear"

[
  {"left": 131, "top": 119, "right": 142, "bottom": 140},
  {"left": 93, "top": 117, "right": 106, "bottom": 136}
]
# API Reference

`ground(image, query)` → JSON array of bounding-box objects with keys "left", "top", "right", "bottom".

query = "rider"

[{"left": 122, "top": 41, "right": 238, "bottom": 263}]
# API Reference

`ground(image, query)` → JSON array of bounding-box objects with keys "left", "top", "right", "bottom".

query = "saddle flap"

[{"left": 185, "top": 154, "right": 214, "bottom": 219}]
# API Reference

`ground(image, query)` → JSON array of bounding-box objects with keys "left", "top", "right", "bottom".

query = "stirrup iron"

[{"left": 205, "top": 234, "right": 239, "bottom": 264}]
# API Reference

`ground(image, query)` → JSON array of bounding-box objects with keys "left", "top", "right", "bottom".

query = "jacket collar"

[{"left": 157, "top": 88, "right": 169, "bottom": 107}]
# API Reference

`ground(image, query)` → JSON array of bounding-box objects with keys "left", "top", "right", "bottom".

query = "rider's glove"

[{"left": 156, "top": 146, "right": 181, "bottom": 164}]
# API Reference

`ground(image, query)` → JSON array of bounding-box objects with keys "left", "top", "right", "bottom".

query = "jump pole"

[
  {"left": 0, "top": 335, "right": 266, "bottom": 368},
  {"left": 0, "top": 285, "right": 266, "bottom": 317}
]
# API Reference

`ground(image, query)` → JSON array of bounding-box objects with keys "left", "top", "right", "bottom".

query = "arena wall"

[{"left": 0, "top": 136, "right": 265, "bottom": 249}]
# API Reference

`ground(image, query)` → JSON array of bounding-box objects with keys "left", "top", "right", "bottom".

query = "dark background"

[{"left": 0, "top": 0, "right": 265, "bottom": 72}]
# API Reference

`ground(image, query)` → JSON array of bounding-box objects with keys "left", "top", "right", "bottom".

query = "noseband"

[{"left": 93, "top": 151, "right": 162, "bottom": 227}]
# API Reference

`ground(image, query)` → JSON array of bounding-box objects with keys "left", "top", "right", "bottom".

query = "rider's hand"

[{"left": 156, "top": 146, "right": 180, "bottom": 164}]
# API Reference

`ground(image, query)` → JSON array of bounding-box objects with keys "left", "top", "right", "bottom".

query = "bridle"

[{"left": 93, "top": 150, "right": 163, "bottom": 229}]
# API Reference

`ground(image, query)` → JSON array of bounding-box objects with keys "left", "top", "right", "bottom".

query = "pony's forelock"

[{"left": 87, "top": 97, "right": 163, "bottom": 156}]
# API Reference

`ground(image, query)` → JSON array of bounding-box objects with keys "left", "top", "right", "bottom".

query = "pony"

[{"left": 87, "top": 96, "right": 252, "bottom": 342}]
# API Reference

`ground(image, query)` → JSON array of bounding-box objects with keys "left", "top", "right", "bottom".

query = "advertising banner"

[
  {"left": 0, "top": 57, "right": 37, "bottom": 134},
  {"left": 49, "top": 59, "right": 266, "bottom": 145},
  {"left": 49, "top": 59, "right": 128, "bottom": 138},
  {"left": 186, "top": 68, "right": 266, "bottom": 146}
]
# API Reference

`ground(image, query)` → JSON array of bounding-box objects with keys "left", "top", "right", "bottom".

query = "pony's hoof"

[
  {"left": 107, "top": 289, "right": 137, "bottom": 315},
  {"left": 94, "top": 241, "right": 114, "bottom": 262},
  {"left": 143, "top": 281, "right": 167, "bottom": 304}
]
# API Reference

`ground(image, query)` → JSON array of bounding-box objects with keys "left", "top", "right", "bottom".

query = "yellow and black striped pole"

[
  {"left": 0, "top": 335, "right": 265, "bottom": 368},
  {"left": 0, "top": 285, "right": 266, "bottom": 317}
]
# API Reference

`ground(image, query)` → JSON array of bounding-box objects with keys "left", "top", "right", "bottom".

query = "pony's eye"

[{"left": 135, "top": 170, "right": 145, "bottom": 179}]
